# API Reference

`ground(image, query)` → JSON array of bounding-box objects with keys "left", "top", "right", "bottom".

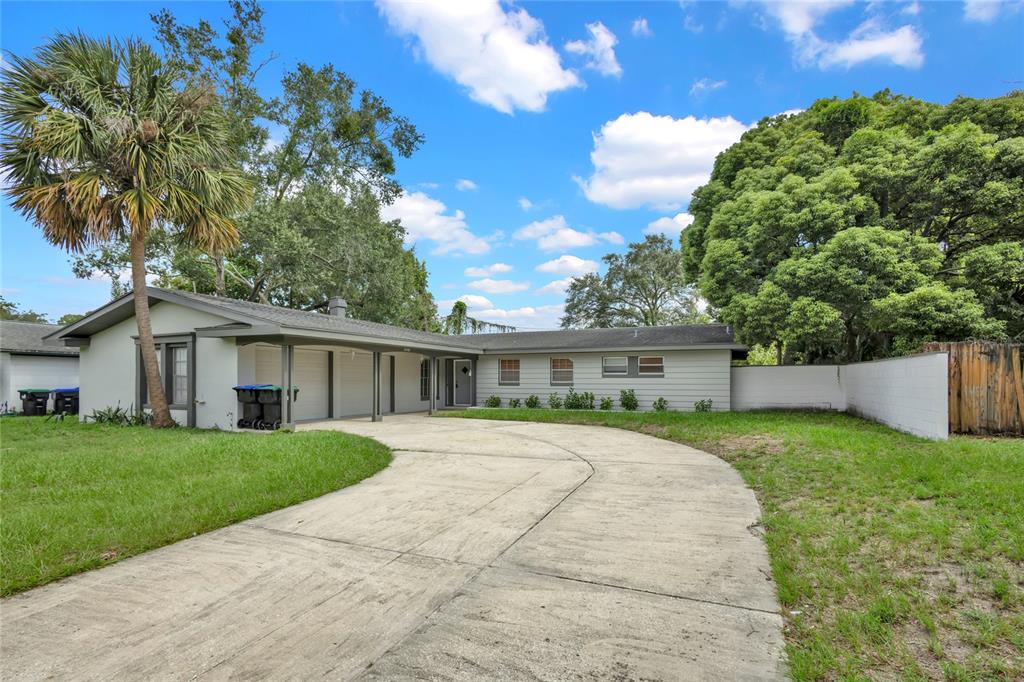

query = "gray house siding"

[{"left": 476, "top": 349, "right": 731, "bottom": 412}]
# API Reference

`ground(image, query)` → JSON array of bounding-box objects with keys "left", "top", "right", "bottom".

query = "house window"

[
  {"left": 499, "top": 358, "right": 520, "bottom": 386},
  {"left": 602, "top": 356, "right": 628, "bottom": 375},
  {"left": 638, "top": 356, "right": 665, "bottom": 375},
  {"left": 420, "top": 359, "right": 430, "bottom": 401},
  {"left": 171, "top": 346, "right": 189, "bottom": 404},
  {"left": 550, "top": 358, "right": 573, "bottom": 385}
]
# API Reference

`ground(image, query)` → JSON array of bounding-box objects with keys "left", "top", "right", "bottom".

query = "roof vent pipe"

[{"left": 328, "top": 297, "right": 348, "bottom": 318}]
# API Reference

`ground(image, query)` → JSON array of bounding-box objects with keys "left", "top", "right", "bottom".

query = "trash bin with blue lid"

[
  {"left": 53, "top": 387, "right": 79, "bottom": 415},
  {"left": 233, "top": 384, "right": 271, "bottom": 429}
]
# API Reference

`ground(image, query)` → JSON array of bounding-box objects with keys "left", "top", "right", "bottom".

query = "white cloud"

[
  {"left": 476, "top": 303, "right": 565, "bottom": 328},
  {"left": 901, "top": 1, "right": 921, "bottom": 16},
  {"left": 517, "top": 196, "right": 534, "bottom": 210},
  {"left": 963, "top": 0, "right": 1021, "bottom": 22},
  {"left": 775, "top": 108, "right": 806, "bottom": 118},
  {"left": 455, "top": 178, "right": 478, "bottom": 191},
  {"left": 575, "top": 112, "right": 749, "bottom": 210},
  {"left": 536, "top": 278, "right": 575, "bottom": 296},
  {"left": 690, "top": 78, "right": 727, "bottom": 96},
  {"left": 513, "top": 215, "right": 623, "bottom": 251},
  {"left": 417, "top": 181, "right": 440, "bottom": 189},
  {"left": 683, "top": 14, "right": 704, "bottom": 33},
  {"left": 535, "top": 255, "right": 599, "bottom": 275},
  {"left": 818, "top": 21, "right": 923, "bottom": 69},
  {"left": 376, "top": 0, "right": 580, "bottom": 114},
  {"left": 468, "top": 278, "right": 531, "bottom": 294},
  {"left": 464, "top": 263, "right": 513, "bottom": 277},
  {"left": 565, "top": 21, "right": 622, "bottom": 77},
  {"left": 644, "top": 212, "right": 695, "bottom": 239},
  {"left": 438, "top": 294, "right": 495, "bottom": 310},
  {"left": 631, "top": 17, "right": 653, "bottom": 37},
  {"left": 755, "top": 0, "right": 924, "bottom": 69},
  {"left": 380, "top": 191, "right": 491, "bottom": 255}
]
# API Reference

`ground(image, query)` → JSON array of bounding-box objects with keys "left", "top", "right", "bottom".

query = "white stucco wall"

[
  {"left": 476, "top": 350, "right": 732, "bottom": 412},
  {"left": 841, "top": 353, "right": 948, "bottom": 440},
  {"left": 392, "top": 352, "right": 432, "bottom": 414},
  {"left": 78, "top": 301, "right": 234, "bottom": 424},
  {"left": 731, "top": 366, "right": 846, "bottom": 411},
  {"left": 0, "top": 353, "right": 79, "bottom": 413},
  {"left": 731, "top": 354, "right": 949, "bottom": 440}
]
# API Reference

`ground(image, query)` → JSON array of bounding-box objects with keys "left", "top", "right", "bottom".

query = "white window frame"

[
  {"left": 420, "top": 359, "right": 430, "bottom": 401},
  {"left": 637, "top": 356, "right": 665, "bottom": 376},
  {"left": 602, "top": 356, "right": 628, "bottom": 376},
  {"left": 498, "top": 358, "right": 520, "bottom": 386},
  {"left": 171, "top": 346, "right": 189, "bottom": 405},
  {"left": 550, "top": 357, "right": 574, "bottom": 385}
]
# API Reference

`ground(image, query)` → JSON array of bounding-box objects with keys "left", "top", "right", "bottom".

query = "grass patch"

[
  {"left": 440, "top": 408, "right": 1024, "bottom": 680},
  {"left": 0, "top": 417, "right": 391, "bottom": 595}
]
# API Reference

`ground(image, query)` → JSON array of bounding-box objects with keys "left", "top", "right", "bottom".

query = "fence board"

[{"left": 924, "top": 341, "right": 1024, "bottom": 436}]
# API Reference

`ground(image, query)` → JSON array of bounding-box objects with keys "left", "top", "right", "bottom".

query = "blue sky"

[{"left": 2, "top": 1, "right": 1022, "bottom": 328}]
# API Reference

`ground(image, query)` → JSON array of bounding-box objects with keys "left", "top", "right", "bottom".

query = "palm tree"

[
  {"left": 1, "top": 34, "right": 251, "bottom": 427},
  {"left": 442, "top": 301, "right": 516, "bottom": 335}
]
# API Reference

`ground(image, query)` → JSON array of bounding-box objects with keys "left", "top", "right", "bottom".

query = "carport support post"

[
  {"left": 281, "top": 344, "right": 295, "bottom": 427},
  {"left": 428, "top": 355, "right": 437, "bottom": 415},
  {"left": 371, "top": 351, "right": 382, "bottom": 422}
]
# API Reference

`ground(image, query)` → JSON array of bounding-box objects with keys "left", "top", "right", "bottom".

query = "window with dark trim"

[
  {"left": 638, "top": 356, "right": 665, "bottom": 375},
  {"left": 140, "top": 343, "right": 190, "bottom": 408},
  {"left": 420, "top": 359, "right": 430, "bottom": 401},
  {"left": 499, "top": 358, "right": 520, "bottom": 386},
  {"left": 550, "top": 357, "right": 573, "bottom": 385},
  {"left": 602, "top": 356, "right": 627, "bottom": 375}
]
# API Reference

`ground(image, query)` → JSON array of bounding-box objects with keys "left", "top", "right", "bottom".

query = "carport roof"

[{"left": 48, "top": 287, "right": 744, "bottom": 355}]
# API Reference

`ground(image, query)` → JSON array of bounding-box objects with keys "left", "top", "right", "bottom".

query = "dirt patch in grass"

[
  {"left": 711, "top": 434, "right": 786, "bottom": 459},
  {"left": 639, "top": 423, "right": 668, "bottom": 438}
]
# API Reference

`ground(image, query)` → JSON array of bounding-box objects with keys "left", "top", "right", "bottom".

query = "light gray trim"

[
  {"left": 328, "top": 352, "right": 335, "bottom": 417},
  {"left": 281, "top": 344, "right": 295, "bottom": 427},
  {"left": 470, "top": 357, "right": 478, "bottom": 407},
  {"left": 389, "top": 355, "right": 395, "bottom": 413},
  {"left": 371, "top": 351, "right": 382, "bottom": 422}
]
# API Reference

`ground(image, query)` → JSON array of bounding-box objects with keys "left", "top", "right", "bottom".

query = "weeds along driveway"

[{"left": 0, "top": 414, "right": 786, "bottom": 680}]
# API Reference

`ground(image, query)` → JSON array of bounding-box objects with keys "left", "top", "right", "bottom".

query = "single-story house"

[
  {"left": 1, "top": 320, "right": 80, "bottom": 413},
  {"left": 46, "top": 287, "right": 745, "bottom": 429}
]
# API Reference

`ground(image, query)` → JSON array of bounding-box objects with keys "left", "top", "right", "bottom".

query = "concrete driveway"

[{"left": 1, "top": 415, "right": 786, "bottom": 680}]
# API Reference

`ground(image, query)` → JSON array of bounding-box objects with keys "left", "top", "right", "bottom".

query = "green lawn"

[
  {"left": 440, "top": 408, "right": 1024, "bottom": 680},
  {"left": 0, "top": 417, "right": 391, "bottom": 596}
]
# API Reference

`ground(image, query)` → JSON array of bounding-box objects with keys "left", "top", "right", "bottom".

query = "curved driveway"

[{"left": 1, "top": 415, "right": 786, "bottom": 680}]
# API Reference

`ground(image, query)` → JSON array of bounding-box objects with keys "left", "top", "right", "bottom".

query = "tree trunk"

[
  {"left": 130, "top": 235, "right": 175, "bottom": 428},
  {"left": 214, "top": 251, "right": 226, "bottom": 297}
]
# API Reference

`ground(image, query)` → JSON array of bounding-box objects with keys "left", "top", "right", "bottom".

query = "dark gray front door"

[{"left": 453, "top": 359, "right": 472, "bottom": 406}]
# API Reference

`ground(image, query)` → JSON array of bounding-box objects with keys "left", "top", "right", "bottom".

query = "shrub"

[
  {"left": 599, "top": 396, "right": 614, "bottom": 410},
  {"left": 88, "top": 404, "right": 152, "bottom": 427},
  {"left": 563, "top": 387, "right": 595, "bottom": 410},
  {"left": 548, "top": 393, "right": 563, "bottom": 409},
  {"left": 525, "top": 394, "right": 541, "bottom": 409},
  {"left": 619, "top": 389, "right": 638, "bottom": 411},
  {"left": 484, "top": 395, "right": 502, "bottom": 408},
  {"left": 694, "top": 398, "right": 713, "bottom": 412},
  {"left": 508, "top": 398, "right": 521, "bottom": 408},
  {"left": 652, "top": 397, "right": 669, "bottom": 412}
]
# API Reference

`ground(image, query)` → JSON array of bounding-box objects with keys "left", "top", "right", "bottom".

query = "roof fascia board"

[
  {"left": 477, "top": 343, "right": 746, "bottom": 355},
  {"left": 228, "top": 326, "right": 480, "bottom": 355}
]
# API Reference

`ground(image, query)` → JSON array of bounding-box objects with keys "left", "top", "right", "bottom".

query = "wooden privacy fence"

[{"left": 923, "top": 341, "right": 1024, "bottom": 436}]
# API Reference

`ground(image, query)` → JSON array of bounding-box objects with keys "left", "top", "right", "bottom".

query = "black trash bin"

[
  {"left": 53, "top": 387, "right": 80, "bottom": 415},
  {"left": 255, "top": 385, "right": 299, "bottom": 430},
  {"left": 18, "top": 389, "right": 50, "bottom": 416},
  {"left": 233, "top": 384, "right": 270, "bottom": 429}
]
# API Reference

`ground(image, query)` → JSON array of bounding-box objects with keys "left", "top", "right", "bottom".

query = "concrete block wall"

[
  {"left": 841, "top": 353, "right": 948, "bottom": 440},
  {"left": 731, "top": 353, "right": 949, "bottom": 440}
]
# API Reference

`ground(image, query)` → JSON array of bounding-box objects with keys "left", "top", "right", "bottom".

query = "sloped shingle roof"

[{"left": 1, "top": 320, "right": 79, "bottom": 356}]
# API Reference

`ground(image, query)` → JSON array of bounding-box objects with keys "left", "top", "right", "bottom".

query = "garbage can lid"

[
  {"left": 233, "top": 384, "right": 272, "bottom": 390},
  {"left": 54, "top": 387, "right": 79, "bottom": 393},
  {"left": 260, "top": 385, "right": 299, "bottom": 390},
  {"left": 19, "top": 388, "right": 51, "bottom": 393}
]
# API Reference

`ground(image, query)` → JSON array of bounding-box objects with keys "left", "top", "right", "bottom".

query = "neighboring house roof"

[
  {"left": 1, "top": 320, "right": 79, "bottom": 356},
  {"left": 49, "top": 287, "right": 744, "bottom": 355}
]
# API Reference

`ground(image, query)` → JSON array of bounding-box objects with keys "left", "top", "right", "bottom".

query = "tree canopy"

[
  {"left": 683, "top": 90, "right": 1024, "bottom": 362},
  {"left": 70, "top": 0, "right": 436, "bottom": 329},
  {"left": 562, "top": 235, "right": 709, "bottom": 329}
]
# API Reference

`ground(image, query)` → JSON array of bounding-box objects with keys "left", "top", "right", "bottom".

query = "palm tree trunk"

[
  {"left": 130, "top": 234, "right": 174, "bottom": 428},
  {"left": 214, "top": 250, "right": 226, "bottom": 297}
]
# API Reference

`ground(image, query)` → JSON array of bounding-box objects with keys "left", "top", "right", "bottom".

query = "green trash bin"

[{"left": 18, "top": 389, "right": 50, "bottom": 416}]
